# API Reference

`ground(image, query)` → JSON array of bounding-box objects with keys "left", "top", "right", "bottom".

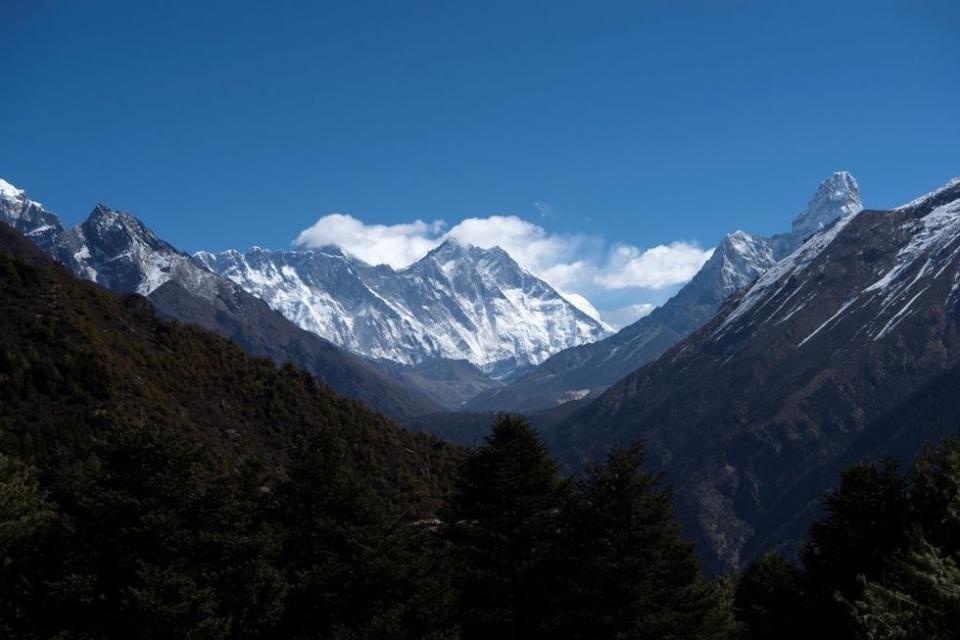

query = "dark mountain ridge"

[
  {"left": 466, "top": 172, "right": 862, "bottom": 413},
  {"left": 551, "top": 177, "right": 960, "bottom": 573}
]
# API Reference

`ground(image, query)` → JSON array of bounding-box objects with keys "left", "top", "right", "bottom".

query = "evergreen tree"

[
  {"left": 910, "top": 436, "right": 960, "bottom": 556},
  {"left": 4, "top": 422, "right": 286, "bottom": 639},
  {"left": 444, "top": 415, "right": 569, "bottom": 639},
  {"left": 734, "top": 553, "right": 807, "bottom": 640},
  {"left": 273, "top": 431, "right": 457, "bottom": 639},
  {"left": 552, "top": 443, "right": 731, "bottom": 640},
  {"left": 850, "top": 536, "right": 960, "bottom": 640},
  {"left": 802, "top": 458, "right": 911, "bottom": 633}
]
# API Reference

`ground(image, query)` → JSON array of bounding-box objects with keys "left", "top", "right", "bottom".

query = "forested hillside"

[{"left": 0, "top": 222, "right": 727, "bottom": 638}]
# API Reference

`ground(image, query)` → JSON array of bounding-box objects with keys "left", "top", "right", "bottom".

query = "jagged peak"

[
  {"left": 81, "top": 204, "right": 189, "bottom": 260},
  {"left": 427, "top": 237, "right": 513, "bottom": 263},
  {"left": 194, "top": 249, "right": 224, "bottom": 264},
  {"left": 713, "top": 230, "right": 769, "bottom": 262},
  {"left": 0, "top": 178, "right": 25, "bottom": 200},
  {"left": 0, "top": 178, "right": 45, "bottom": 209},
  {"left": 427, "top": 237, "right": 468, "bottom": 257},
  {"left": 88, "top": 202, "right": 122, "bottom": 221},
  {"left": 811, "top": 170, "right": 861, "bottom": 206},
  {"left": 790, "top": 171, "right": 863, "bottom": 239},
  {"left": 719, "top": 229, "right": 757, "bottom": 249},
  {"left": 86, "top": 204, "right": 140, "bottom": 235},
  {"left": 86, "top": 204, "right": 156, "bottom": 233}
]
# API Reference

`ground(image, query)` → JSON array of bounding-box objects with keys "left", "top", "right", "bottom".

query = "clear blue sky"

[{"left": 2, "top": 1, "right": 958, "bottom": 321}]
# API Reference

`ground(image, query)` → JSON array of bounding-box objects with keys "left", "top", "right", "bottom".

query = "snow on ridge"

[
  {"left": 0, "top": 177, "right": 43, "bottom": 208},
  {"left": 713, "top": 184, "right": 960, "bottom": 350},
  {"left": 894, "top": 177, "right": 960, "bottom": 212},
  {"left": 201, "top": 243, "right": 608, "bottom": 374},
  {"left": 0, "top": 178, "right": 24, "bottom": 199},
  {"left": 715, "top": 211, "right": 860, "bottom": 335}
]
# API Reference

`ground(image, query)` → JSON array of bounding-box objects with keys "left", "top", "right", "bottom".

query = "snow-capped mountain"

[
  {"left": 465, "top": 171, "right": 863, "bottom": 412},
  {"left": 551, "top": 176, "right": 960, "bottom": 573},
  {"left": 0, "top": 178, "right": 65, "bottom": 254},
  {"left": 0, "top": 182, "right": 217, "bottom": 298},
  {"left": 0, "top": 180, "right": 443, "bottom": 419},
  {"left": 197, "top": 238, "right": 609, "bottom": 378}
]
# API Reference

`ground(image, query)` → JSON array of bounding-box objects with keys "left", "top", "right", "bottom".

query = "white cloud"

[
  {"left": 293, "top": 213, "right": 444, "bottom": 268},
  {"left": 293, "top": 211, "right": 713, "bottom": 326},
  {"left": 596, "top": 243, "right": 714, "bottom": 289},
  {"left": 446, "top": 216, "right": 597, "bottom": 283}
]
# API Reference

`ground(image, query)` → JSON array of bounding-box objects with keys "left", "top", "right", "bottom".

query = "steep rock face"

[
  {"left": 0, "top": 181, "right": 441, "bottom": 419},
  {"left": 197, "top": 238, "right": 609, "bottom": 379},
  {"left": 0, "top": 179, "right": 67, "bottom": 254},
  {"left": 552, "top": 177, "right": 960, "bottom": 573},
  {"left": 466, "top": 172, "right": 863, "bottom": 412}
]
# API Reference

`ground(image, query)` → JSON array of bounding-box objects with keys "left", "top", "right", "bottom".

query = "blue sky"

[{"left": 2, "top": 1, "right": 958, "bottom": 324}]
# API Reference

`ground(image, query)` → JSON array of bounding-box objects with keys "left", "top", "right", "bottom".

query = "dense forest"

[{"left": 2, "top": 230, "right": 960, "bottom": 638}]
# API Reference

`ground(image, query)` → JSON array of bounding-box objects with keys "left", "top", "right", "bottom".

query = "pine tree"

[
  {"left": 444, "top": 415, "right": 569, "bottom": 639},
  {"left": 734, "top": 553, "right": 807, "bottom": 640},
  {"left": 551, "top": 443, "right": 731, "bottom": 640},
  {"left": 850, "top": 536, "right": 960, "bottom": 640},
  {"left": 273, "top": 431, "right": 457, "bottom": 639},
  {"left": 910, "top": 436, "right": 960, "bottom": 556},
  {"left": 801, "top": 457, "right": 912, "bottom": 634}
]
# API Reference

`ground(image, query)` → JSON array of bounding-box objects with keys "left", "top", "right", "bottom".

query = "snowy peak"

[
  {"left": 200, "top": 239, "right": 608, "bottom": 376},
  {"left": 711, "top": 230, "right": 776, "bottom": 292},
  {"left": 0, "top": 192, "right": 217, "bottom": 298},
  {"left": 718, "top": 176, "right": 960, "bottom": 346},
  {"left": 790, "top": 170, "right": 862, "bottom": 240},
  {"left": 467, "top": 171, "right": 869, "bottom": 413},
  {"left": 0, "top": 178, "right": 26, "bottom": 202},
  {"left": 549, "top": 177, "right": 960, "bottom": 575},
  {"left": 69, "top": 203, "right": 215, "bottom": 296},
  {"left": 0, "top": 178, "right": 64, "bottom": 252},
  {"left": 423, "top": 237, "right": 468, "bottom": 260},
  {"left": 413, "top": 239, "right": 530, "bottom": 292},
  {"left": 82, "top": 204, "right": 182, "bottom": 256}
]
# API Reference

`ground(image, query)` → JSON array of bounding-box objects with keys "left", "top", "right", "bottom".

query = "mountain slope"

[
  {"left": 370, "top": 357, "right": 503, "bottom": 410},
  {"left": 466, "top": 171, "right": 863, "bottom": 412},
  {"left": 551, "top": 177, "right": 960, "bottom": 573},
  {"left": 197, "top": 238, "right": 609, "bottom": 379},
  {"left": 0, "top": 181, "right": 441, "bottom": 419},
  {"left": 0, "top": 220, "right": 461, "bottom": 515}
]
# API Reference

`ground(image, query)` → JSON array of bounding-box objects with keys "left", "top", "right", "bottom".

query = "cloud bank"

[{"left": 294, "top": 212, "right": 713, "bottom": 326}]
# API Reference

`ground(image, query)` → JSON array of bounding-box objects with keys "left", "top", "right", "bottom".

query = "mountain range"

[
  {"left": 8, "top": 169, "right": 960, "bottom": 578},
  {"left": 0, "top": 177, "right": 609, "bottom": 411},
  {"left": 0, "top": 181, "right": 442, "bottom": 419},
  {"left": 465, "top": 171, "right": 863, "bottom": 412},
  {"left": 196, "top": 238, "right": 609, "bottom": 381},
  {"left": 549, "top": 176, "right": 960, "bottom": 573}
]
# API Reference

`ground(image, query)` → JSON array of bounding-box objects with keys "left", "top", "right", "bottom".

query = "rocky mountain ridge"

[
  {"left": 465, "top": 171, "right": 863, "bottom": 412},
  {"left": 197, "top": 237, "right": 609, "bottom": 380},
  {"left": 550, "top": 176, "right": 960, "bottom": 573},
  {"left": 0, "top": 181, "right": 442, "bottom": 419}
]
